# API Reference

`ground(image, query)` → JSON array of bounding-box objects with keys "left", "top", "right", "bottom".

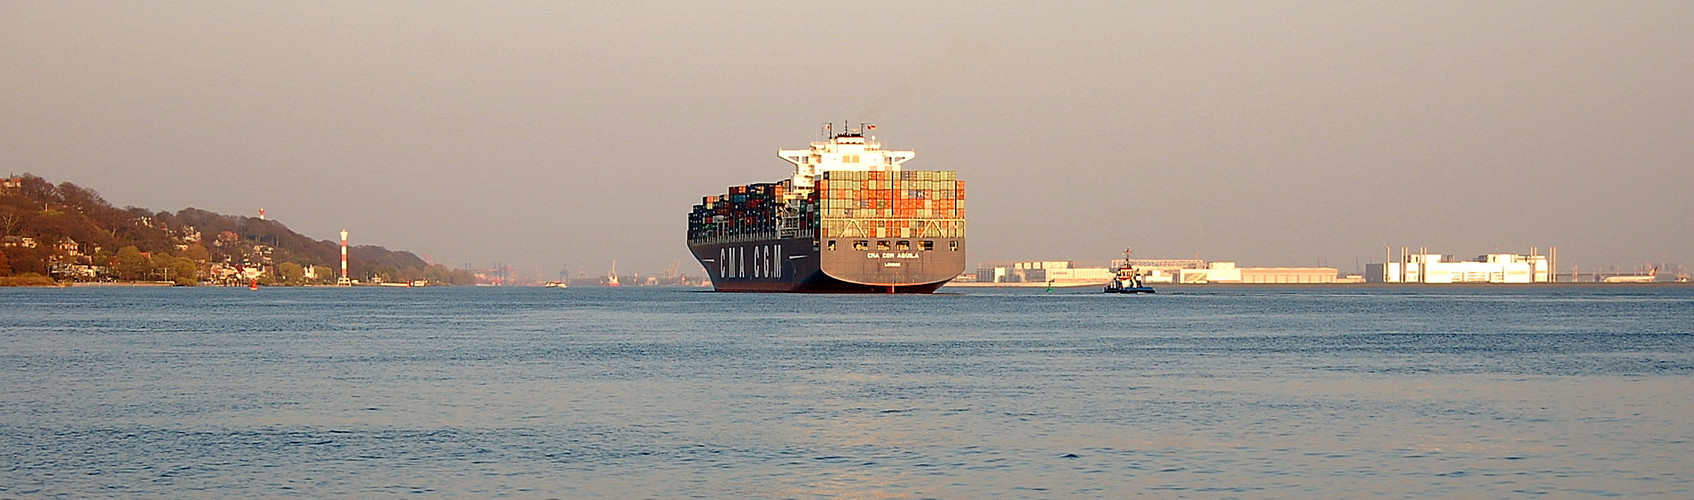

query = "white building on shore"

[
  {"left": 974, "top": 259, "right": 1342, "bottom": 285},
  {"left": 975, "top": 261, "right": 1115, "bottom": 286},
  {"left": 1367, "top": 250, "right": 1553, "bottom": 284}
]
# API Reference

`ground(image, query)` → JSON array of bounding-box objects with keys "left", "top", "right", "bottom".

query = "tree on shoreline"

[{"left": 114, "top": 246, "right": 148, "bottom": 281}]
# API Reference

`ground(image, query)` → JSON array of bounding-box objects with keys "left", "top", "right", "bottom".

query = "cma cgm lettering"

[{"left": 686, "top": 124, "right": 966, "bottom": 293}]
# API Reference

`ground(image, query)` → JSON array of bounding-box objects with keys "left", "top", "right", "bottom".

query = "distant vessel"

[
  {"left": 606, "top": 260, "right": 620, "bottom": 287},
  {"left": 545, "top": 265, "right": 569, "bottom": 288},
  {"left": 687, "top": 124, "right": 966, "bottom": 292},
  {"left": 1104, "top": 248, "right": 1154, "bottom": 294}
]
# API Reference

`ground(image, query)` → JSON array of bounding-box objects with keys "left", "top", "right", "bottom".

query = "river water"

[{"left": 2, "top": 285, "right": 1691, "bottom": 498}]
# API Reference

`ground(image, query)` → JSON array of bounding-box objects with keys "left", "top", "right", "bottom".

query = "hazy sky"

[{"left": 4, "top": 1, "right": 1690, "bottom": 277}]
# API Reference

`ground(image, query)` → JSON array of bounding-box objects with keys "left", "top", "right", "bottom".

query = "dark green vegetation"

[{"left": 0, "top": 174, "right": 475, "bottom": 286}]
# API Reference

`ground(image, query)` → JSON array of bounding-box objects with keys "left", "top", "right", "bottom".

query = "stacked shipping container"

[
  {"left": 688, "top": 181, "right": 817, "bottom": 241},
  {"left": 816, "top": 170, "right": 965, "bottom": 240},
  {"left": 687, "top": 170, "right": 965, "bottom": 243}
]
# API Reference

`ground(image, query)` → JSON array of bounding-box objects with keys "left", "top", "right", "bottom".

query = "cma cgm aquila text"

[{"left": 687, "top": 124, "right": 966, "bottom": 292}]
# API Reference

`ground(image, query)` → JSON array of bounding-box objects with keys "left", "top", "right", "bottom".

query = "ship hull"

[{"left": 688, "top": 236, "right": 964, "bottom": 293}]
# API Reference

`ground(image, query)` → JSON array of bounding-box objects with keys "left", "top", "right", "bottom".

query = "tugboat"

[{"left": 1104, "top": 247, "right": 1155, "bottom": 294}]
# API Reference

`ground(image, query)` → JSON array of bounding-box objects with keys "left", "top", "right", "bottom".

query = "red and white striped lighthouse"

[{"left": 339, "top": 229, "right": 349, "bottom": 285}]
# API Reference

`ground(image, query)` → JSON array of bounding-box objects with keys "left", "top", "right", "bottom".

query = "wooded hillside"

[{"left": 0, "top": 174, "right": 473, "bottom": 285}]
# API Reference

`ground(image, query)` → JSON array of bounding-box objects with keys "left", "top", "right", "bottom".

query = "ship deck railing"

[{"left": 689, "top": 230, "right": 816, "bottom": 246}]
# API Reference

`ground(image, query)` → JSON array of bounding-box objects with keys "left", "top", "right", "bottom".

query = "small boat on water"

[
  {"left": 546, "top": 265, "right": 570, "bottom": 288},
  {"left": 1104, "top": 248, "right": 1154, "bottom": 294}
]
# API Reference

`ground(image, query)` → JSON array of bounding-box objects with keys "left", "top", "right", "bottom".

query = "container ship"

[{"left": 687, "top": 124, "right": 966, "bottom": 292}]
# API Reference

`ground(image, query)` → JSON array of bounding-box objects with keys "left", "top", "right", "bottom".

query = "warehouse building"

[
  {"left": 975, "top": 257, "right": 1342, "bottom": 285},
  {"left": 1173, "top": 262, "right": 1340, "bottom": 284},
  {"left": 1366, "top": 251, "right": 1553, "bottom": 283},
  {"left": 975, "top": 261, "right": 1114, "bottom": 286}
]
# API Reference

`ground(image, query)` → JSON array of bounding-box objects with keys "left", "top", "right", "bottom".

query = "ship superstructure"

[{"left": 687, "top": 124, "right": 966, "bottom": 292}]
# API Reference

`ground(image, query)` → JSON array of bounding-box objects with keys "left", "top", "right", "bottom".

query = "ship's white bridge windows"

[
  {"left": 853, "top": 240, "right": 868, "bottom": 251},
  {"left": 896, "top": 241, "right": 910, "bottom": 251},
  {"left": 877, "top": 241, "right": 890, "bottom": 251},
  {"left": 920, "top": 241, "right": 934, "bottom": 251}
]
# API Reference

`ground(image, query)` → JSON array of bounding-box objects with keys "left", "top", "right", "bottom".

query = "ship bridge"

[{"left": 780, "top": 124, "right": 913, "bottom": 190}]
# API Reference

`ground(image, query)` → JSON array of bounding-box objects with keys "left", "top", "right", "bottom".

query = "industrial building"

[
  {"left": 974, "top": 259, "right": 1341, "bottom": 285},
  {"left": 975, "top": 261, "right": 1114, "bottom": 286},
  {"left": 1235, "top": 267, "right": 1344, "bottom": 284},
  {"left": 1163, "top": 261, "right": 1341, "bottom": 284},
  {"left": 1366, "top": 248, "right": 1554, "bottom": 283},
  {"left": 1111, "top": 258, "right": 1206, "bottom": 283}
]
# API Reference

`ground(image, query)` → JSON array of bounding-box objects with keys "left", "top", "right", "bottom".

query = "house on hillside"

[{"left": 55, "top": 237, "right": 81, "bottom": 256}]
